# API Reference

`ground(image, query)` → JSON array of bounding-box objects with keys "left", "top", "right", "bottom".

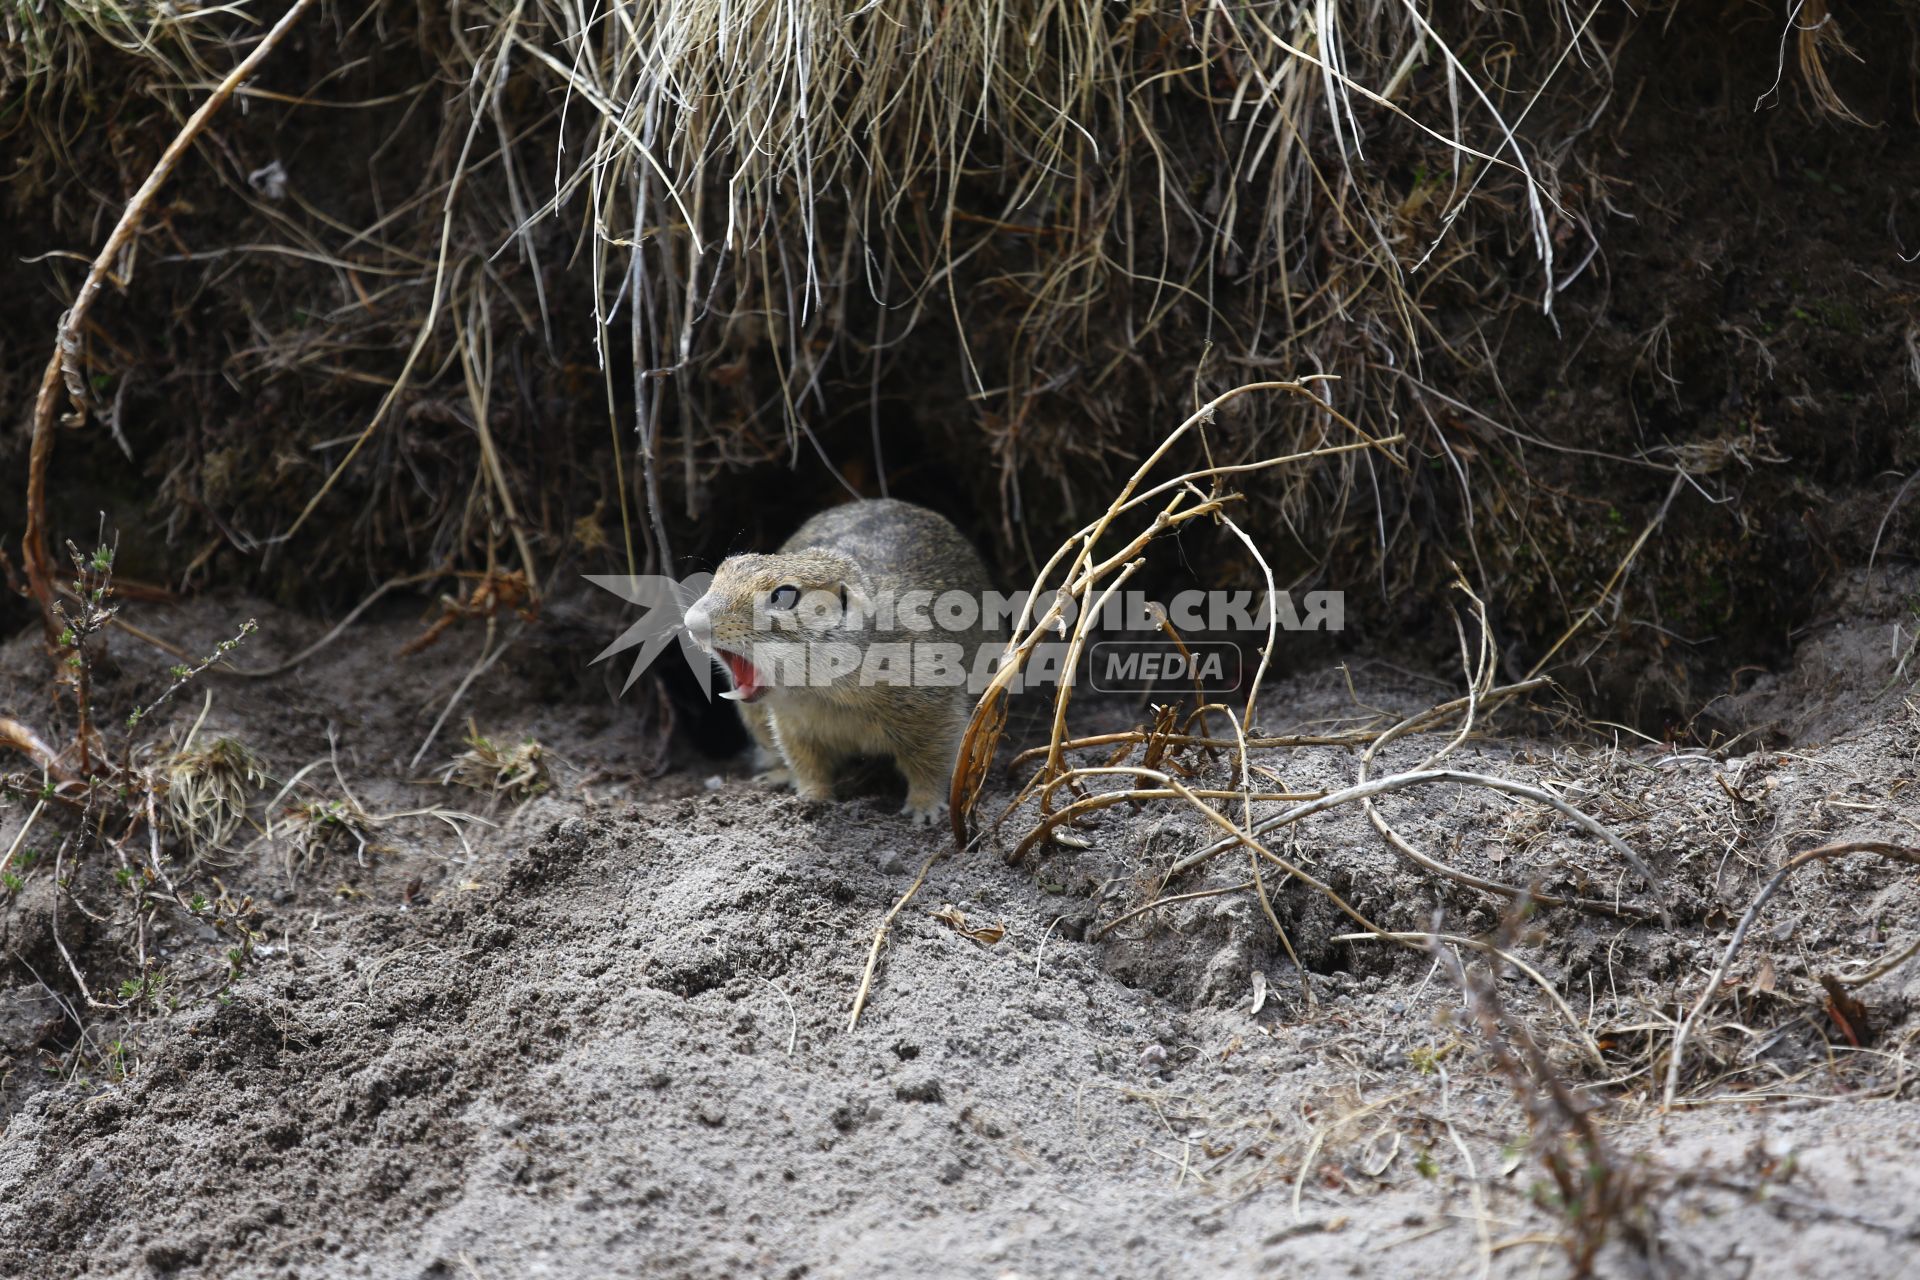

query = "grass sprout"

[{"left": 441, "top": 723, "right": 551, "bottom": 803}]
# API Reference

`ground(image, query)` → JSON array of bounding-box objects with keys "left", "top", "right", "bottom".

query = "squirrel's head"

[{"left": 683, "top": 550, "right": 870, "bottom": 702}]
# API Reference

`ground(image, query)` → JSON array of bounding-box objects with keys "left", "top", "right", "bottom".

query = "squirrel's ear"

[{"left": 834, "top": 559, "right": 871, "bottom": 598}]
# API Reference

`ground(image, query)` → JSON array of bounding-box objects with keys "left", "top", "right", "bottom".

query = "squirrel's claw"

[{"left": 902, "top": 798, "right": 949, "bottom": 828}]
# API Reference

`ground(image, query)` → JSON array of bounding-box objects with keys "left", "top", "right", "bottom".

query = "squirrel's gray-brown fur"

[{"left": 683, "top": 499, "right": 997, "bottom": 825}]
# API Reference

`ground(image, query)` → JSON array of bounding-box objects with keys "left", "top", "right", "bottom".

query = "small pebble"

[
  {"left": 703, "top": 775, "right": 725, "bottom": 791},
  {"left": 875, "top": 848, "right": 907, "bottom": 875}
]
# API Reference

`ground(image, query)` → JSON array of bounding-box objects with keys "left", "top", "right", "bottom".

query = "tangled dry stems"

[
  {"left": 1663, "top": 838, "right": 1920, "bottom": 1107},
  {"left": 853, "top": 379, "right": 1662, "bottom": 1040},
  {"left": 440, "top": 723, "right": 552, "bottom": 803},
  {"left": 162, "top": 707, "right": 267, "bottom": 858}
]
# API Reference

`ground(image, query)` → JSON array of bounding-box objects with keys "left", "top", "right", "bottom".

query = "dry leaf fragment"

[
  {"left": 1816, "top": 974, "right": 1873, "bottom": 1048},
  {"left": 930, "top": 904, "right": 1006, "bottom": 946}
]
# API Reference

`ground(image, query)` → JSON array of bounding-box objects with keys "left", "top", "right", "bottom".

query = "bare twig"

[{"left": 848, "top": 847, "right": 944, "bottom": 1031}]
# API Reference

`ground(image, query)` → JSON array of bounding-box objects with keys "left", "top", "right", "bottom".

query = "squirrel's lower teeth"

[{"left": 718, "top": 650, "right": 762, "bottom": 701}]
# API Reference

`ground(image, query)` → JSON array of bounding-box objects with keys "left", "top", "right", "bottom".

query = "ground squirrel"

[{"left": 684, "top": 499, "right": 998, "bottom": 826}]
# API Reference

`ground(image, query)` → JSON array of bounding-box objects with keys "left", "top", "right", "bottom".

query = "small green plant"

[
  {"left": 0, "top": 525, "right": 263, "bottom": 1013},
  {"left": 115, "top": 970, "right": 170, "bottom": 1010},
  {"left": 279, "top": 794, "right": 374, "bottom": 871},
  {"left": 441, "top": 723, "right": 550, "bottom": 802},
  {"left": 126, "top": 620, "right": 258, "bottom": 730},
  {"left": 307, "top": 799, "right": 351, "bottom": 826}
]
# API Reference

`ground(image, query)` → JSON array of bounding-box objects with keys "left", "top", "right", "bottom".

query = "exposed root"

[{"left": 20, "top": 0, "right": 321, "bottom": 637}]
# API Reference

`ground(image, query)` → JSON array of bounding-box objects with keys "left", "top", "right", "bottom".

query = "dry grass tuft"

[
  {"left": 161, "top": 719, "right": 266, "bottom": 858},
  {"left": 441, "top": 723, "right": 551, "bottom": 803}
]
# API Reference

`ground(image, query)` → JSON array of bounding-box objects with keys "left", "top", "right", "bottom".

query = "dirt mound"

[{"left": 7, "top": 576, "right": 1920, "bottom": 1276}]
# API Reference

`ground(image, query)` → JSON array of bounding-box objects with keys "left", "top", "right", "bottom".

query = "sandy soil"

[{"left": 5, "top": 573, "right": 1920, "bottom": 1278}]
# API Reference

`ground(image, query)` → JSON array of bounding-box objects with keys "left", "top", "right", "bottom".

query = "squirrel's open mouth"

[{"left": 715, "top": 648, "right": 767, "bottom": 703}]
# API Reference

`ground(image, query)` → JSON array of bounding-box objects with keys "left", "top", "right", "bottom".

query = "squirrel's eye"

[{"left": 770, "top": 584, "right": 800, "bottom": 610}]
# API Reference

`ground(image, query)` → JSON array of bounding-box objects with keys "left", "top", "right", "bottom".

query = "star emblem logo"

[{"left": 584, "top": 572, "right": 717, "bottom": 697}]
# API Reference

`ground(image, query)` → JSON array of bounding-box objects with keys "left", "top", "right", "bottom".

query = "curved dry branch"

[
  {"left": 1349, "top": 590, "right": 1644, "bottom": 918},
  {"left": 1030, "top": 764, "right": 1401, "bottom": 944},
  {"left": 22, "top": 0, "right": 322, "bottom": 636},
  {"left": 1013, "top": 784, "right": 1322, "bottom": 864},
  {"left": 1091, "top": 880, "right": 1258, "bottom": 941},
  {"left": 948, "top": 378, "right": 1405, "bottom": 843}
]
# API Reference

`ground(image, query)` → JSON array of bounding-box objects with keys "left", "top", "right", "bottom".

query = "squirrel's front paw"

[
  {"left": 901, "top": 798, "right": 949, "bottom": 828},
  {"left": 753, "top": 766, "right": 793, "bottom": 789}
]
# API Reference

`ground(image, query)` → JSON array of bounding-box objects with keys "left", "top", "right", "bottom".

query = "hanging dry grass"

[
  {"left": 7, "top": 1, "right": 1902, "bottom": 720},
  {"left": 23, "top": 0, "right": 1611, "bottom": 614},
  {"left": 502, "top": 0, "right": 1607, "bottom": 574}
]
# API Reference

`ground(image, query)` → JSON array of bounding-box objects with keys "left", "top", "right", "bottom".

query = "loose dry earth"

[{"left": 5, "top": 573, "right": 1920, "bottom": 1278}]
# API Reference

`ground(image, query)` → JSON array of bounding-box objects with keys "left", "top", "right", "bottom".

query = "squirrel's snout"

[{"left": 683, "top": 599, "right": 714, "bottom": 651}]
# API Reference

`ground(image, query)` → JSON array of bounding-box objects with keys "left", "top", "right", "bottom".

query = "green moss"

[{"left": 1812, "top": 298, "right": 1865, "bottom": 335}]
